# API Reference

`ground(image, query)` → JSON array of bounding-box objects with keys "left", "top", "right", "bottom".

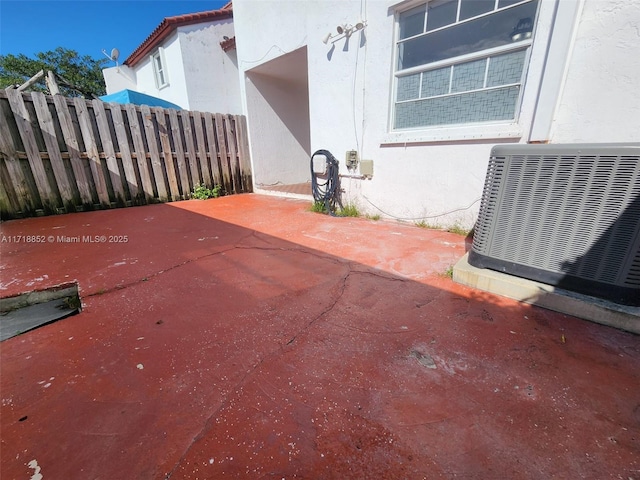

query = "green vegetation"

[
  {"left": 444, "top": 265, "right": 454, "bottom": 279},
  {"left": 415, "top": 220, "right": 439, "bottom": 229},
  {"left": 191, "top": 183, "right": 221, "bottom": 200},
  {"left": 310, "top": 201, "right": 328, "bottom": 213},
  {"left": 310, "top": 201, "right": 364, "bottom": 218},
  {"left": 447, "top": 223, "right": 472, "bottom": 236},
  {"left": 337, "top": 203, "right": 360, "bottom": 217},
  {"left": 366, "top": 213, "right": 381, "bottom": 221},
  {"left": 415, "top": 220, "right": 472, "bottom": 236},
  {"left": 0, "top": 47, "right": 107, "bottom": 97}
]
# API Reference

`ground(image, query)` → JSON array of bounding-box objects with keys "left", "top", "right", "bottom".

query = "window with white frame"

[
  {"left": 393, "top": 0, "right": 540, "bottom": 130},
  {"left": 151, "top": 48, "right": 169, "bottom": 89}
]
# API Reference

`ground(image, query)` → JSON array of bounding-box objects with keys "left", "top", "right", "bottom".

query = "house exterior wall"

[
  {"left": 103, "top": 19, "right": 241, "bottom": 114},
  {"left": 550, "top": 0, "right": 640, "bottom": 142},
  {"left": 178, "top": 19, "right": 242, "bottom": 114},
  {"left": 233, "top": 0, "right": 639, "bottom": 227},
  {"left": 102, "top": 66, "right": 137, "bottom": 92}
]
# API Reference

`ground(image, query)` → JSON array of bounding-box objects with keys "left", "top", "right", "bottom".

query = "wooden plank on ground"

[
  {"left": 192, "top": 111, "right": 212, "bottom": 187},
  {"left": 6, "top": 89, "right": 57, "bottom": 209},
  {"left": 52, "top": 95, "right": 93, "bottom": 204},
  {"left": 223, "top": 114, "right": 241, "bottom": 194},
  {"left": 235, "top": 115, "right": 253, "bottom": 193},
  {"left": 140, "top": 105, "right": 168, "bottom": 201},
  {"left": 153, "top": 107, "right": 180, "bottom": 200},
  {"left": 203, "top": 113, "right": 221, "bottom": 188},
  {"left": 110, "top": 104, "right": 140, "bottom": 201},
  {"left": 214, "top": 113, "right": 232, "bottom": 194},
  {"left": 168, "top": 109, "right": 191, "bottom": 196},
  {"left": 125, "top": 104, "right": 154, "bottom": 201},
  {"left": 31, "top": 92, "right": 75, "bottom": 206},
  {"left": 180, "top": 111, "right": 201, "bottom": 187},
  {"left": 0, "top": 97, "right": 33, "bottom": 213},
  {"left": 74, "top": 97, "right": 110, "bottom": 205},
  {"left": 93, "top": 99, "right": 125, "bottom": 203}
]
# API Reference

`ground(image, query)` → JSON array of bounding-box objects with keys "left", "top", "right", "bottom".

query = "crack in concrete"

[
  {"left": 83, "top": 231, "right": 259, "bottom": 298},
  {"left": 163, "top": 259, "right": 353, "bottom": 479}
]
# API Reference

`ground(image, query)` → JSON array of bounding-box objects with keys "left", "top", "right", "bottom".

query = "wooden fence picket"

[
  {"left": 52, "top": 95, "right": 93, "bottom": 205},
  {"left": 110, "top": 104, "right": 140, "bottom": 203},
  {"left": 168, "top": 109, "right": 191, "bottom": 197},
  {"left": 6, "top": 89, "right": 57, "bottom": 210},
  {"left": 0, "top": 90, "right": 252, "bottom": 219},
  {"left": 140, "top": 104, "right": 168, "bottom": 201},
  {"left": 31, "top": 92, "right": 75, "bottom": 207},
  {"left": 0, "top": 99, "right": 33, "bottom": 214},
  {"left": 124, "top": 103, "right": 155, "bottom": 200},
  {"left": 178, "top": 111, "right": 200, "bottom": 188},
  {"left": 74, "top": 97, "right": 110, "bottom": 206},
  {"left": 93, "top": 99, "right": 126, "bottom": 204}
]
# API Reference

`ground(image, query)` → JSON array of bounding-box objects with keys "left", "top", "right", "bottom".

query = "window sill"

[{"left": 381, "top": 122, "right": 523, "bottom": 145}]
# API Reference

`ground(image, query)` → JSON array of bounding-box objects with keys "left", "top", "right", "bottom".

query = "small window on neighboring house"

[
  {"left": 151, "top": 48, "right": 169, "bottom": 89},
  {"left": 393, "top": 0, "right": 540, "bottom": 130}
]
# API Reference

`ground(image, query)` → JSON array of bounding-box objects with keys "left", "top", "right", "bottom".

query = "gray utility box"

[{"left": 469, "top": 143, "right": 640, "bottom": 306}]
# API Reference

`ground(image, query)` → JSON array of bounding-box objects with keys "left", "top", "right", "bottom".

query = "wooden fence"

[{"left": 0, "top": 89, "right": 252, "bottom": 219}]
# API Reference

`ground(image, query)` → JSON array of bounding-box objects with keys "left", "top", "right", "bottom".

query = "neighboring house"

[
  {"left": 102, "top": 2, "right": 241, "bottom": 114},
  {"left": 231, "top": 0, "right": 640, "bottom": 228}
]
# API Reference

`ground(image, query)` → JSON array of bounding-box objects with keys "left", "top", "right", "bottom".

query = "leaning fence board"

[
  {"left": 52, "top": 95, "right": 93, "bottom": 204},
  {"left": 168, "top": 109, "right": 191, "bottom": 197},
  {"left": 93, "top": 99, "right": 126, "bottom": 203},
  {"left": 6, "top": 89, "right": 57, "bottom": 209},
  {"left": 74, "top": 97, "right": 110, "bottom": 205},
  {"left": 125, "top": 103, "right": 154, "bottom": 200},
  {"left": 110, "top": 104, "right": 140, "bottom": 202},
  {"left": 32, "top": 93, "right": 75, "bottom": 206},
  {"left": 0, "top": 90, "right": 252, "bottom": 219}
]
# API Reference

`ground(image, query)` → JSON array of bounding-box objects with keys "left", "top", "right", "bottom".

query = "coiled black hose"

[{"left": 310, "top": 149, "right": 341, "bottom": 214}]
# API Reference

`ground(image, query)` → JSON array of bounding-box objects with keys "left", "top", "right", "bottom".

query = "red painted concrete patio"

[{"left": 1, "top": 194, "right": 639, "bottom": 479}]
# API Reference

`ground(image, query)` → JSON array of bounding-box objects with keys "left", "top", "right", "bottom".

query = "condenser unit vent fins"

[{"left": 469, "top": 143, "right": 640, "bottom": 306}]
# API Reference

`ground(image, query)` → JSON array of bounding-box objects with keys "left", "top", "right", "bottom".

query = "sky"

[{"left": 0, "top": 0, "right": 228, "bottom": 62}]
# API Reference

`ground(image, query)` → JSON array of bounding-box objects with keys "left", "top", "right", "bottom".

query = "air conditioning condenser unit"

[{"left": 469, "top": 143, "right": 640, "bottom": 306}]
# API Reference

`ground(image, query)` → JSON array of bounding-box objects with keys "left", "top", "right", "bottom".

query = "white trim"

[
  {"left": 382, "top": 122, "right": 523, "bottom": 145},
  {"left": 151, "top": 47, "right": 170, "bottom": 89},
  {"left": 388, "top": 0, "right": 558, "bottom": 142},
  {"left": 528, "top": 0, "right": 585, "bottom": 142}
]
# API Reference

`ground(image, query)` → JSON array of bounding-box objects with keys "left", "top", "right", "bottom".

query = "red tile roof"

[{"left": 125, "top": 6, "right": 233, "bottom": 67}]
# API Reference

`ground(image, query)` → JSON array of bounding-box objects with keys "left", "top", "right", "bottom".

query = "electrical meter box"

[
  {"left": 360, "top": 159, "right": 374, "bottom": 177},
  {"left": 345, "top": 150, "right": 359, "bottom": 170}
]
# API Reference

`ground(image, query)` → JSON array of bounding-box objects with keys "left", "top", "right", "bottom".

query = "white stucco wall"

[
  {"left": 233, "top": 0, "right": 640, "bottom": 228},
  {"left": 550, "top": 0, "right": 640, "bottom": 142},
  {"left": 178, "top": 19, "right": 242, "bottom": 114},
  {"left": 103, "top": 66, "right": 137, "bottom": 94}
]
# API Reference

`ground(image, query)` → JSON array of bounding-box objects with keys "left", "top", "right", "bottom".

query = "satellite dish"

[{"left": 102, "top": 48, "right": 120, "bottom": 65}]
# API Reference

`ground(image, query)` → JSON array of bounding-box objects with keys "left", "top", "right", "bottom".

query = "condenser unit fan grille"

[{"left": 469, "top": 144, "right": 640, "bottom": 306}]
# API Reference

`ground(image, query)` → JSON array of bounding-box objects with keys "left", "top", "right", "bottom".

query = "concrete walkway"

[{"left": 1, "top": 194, "right": 638, "bottom": 479}]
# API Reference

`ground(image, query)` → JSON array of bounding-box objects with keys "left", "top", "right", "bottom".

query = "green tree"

[{"left": 0, "top": 47, "right": 108, "bottom": 98}]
